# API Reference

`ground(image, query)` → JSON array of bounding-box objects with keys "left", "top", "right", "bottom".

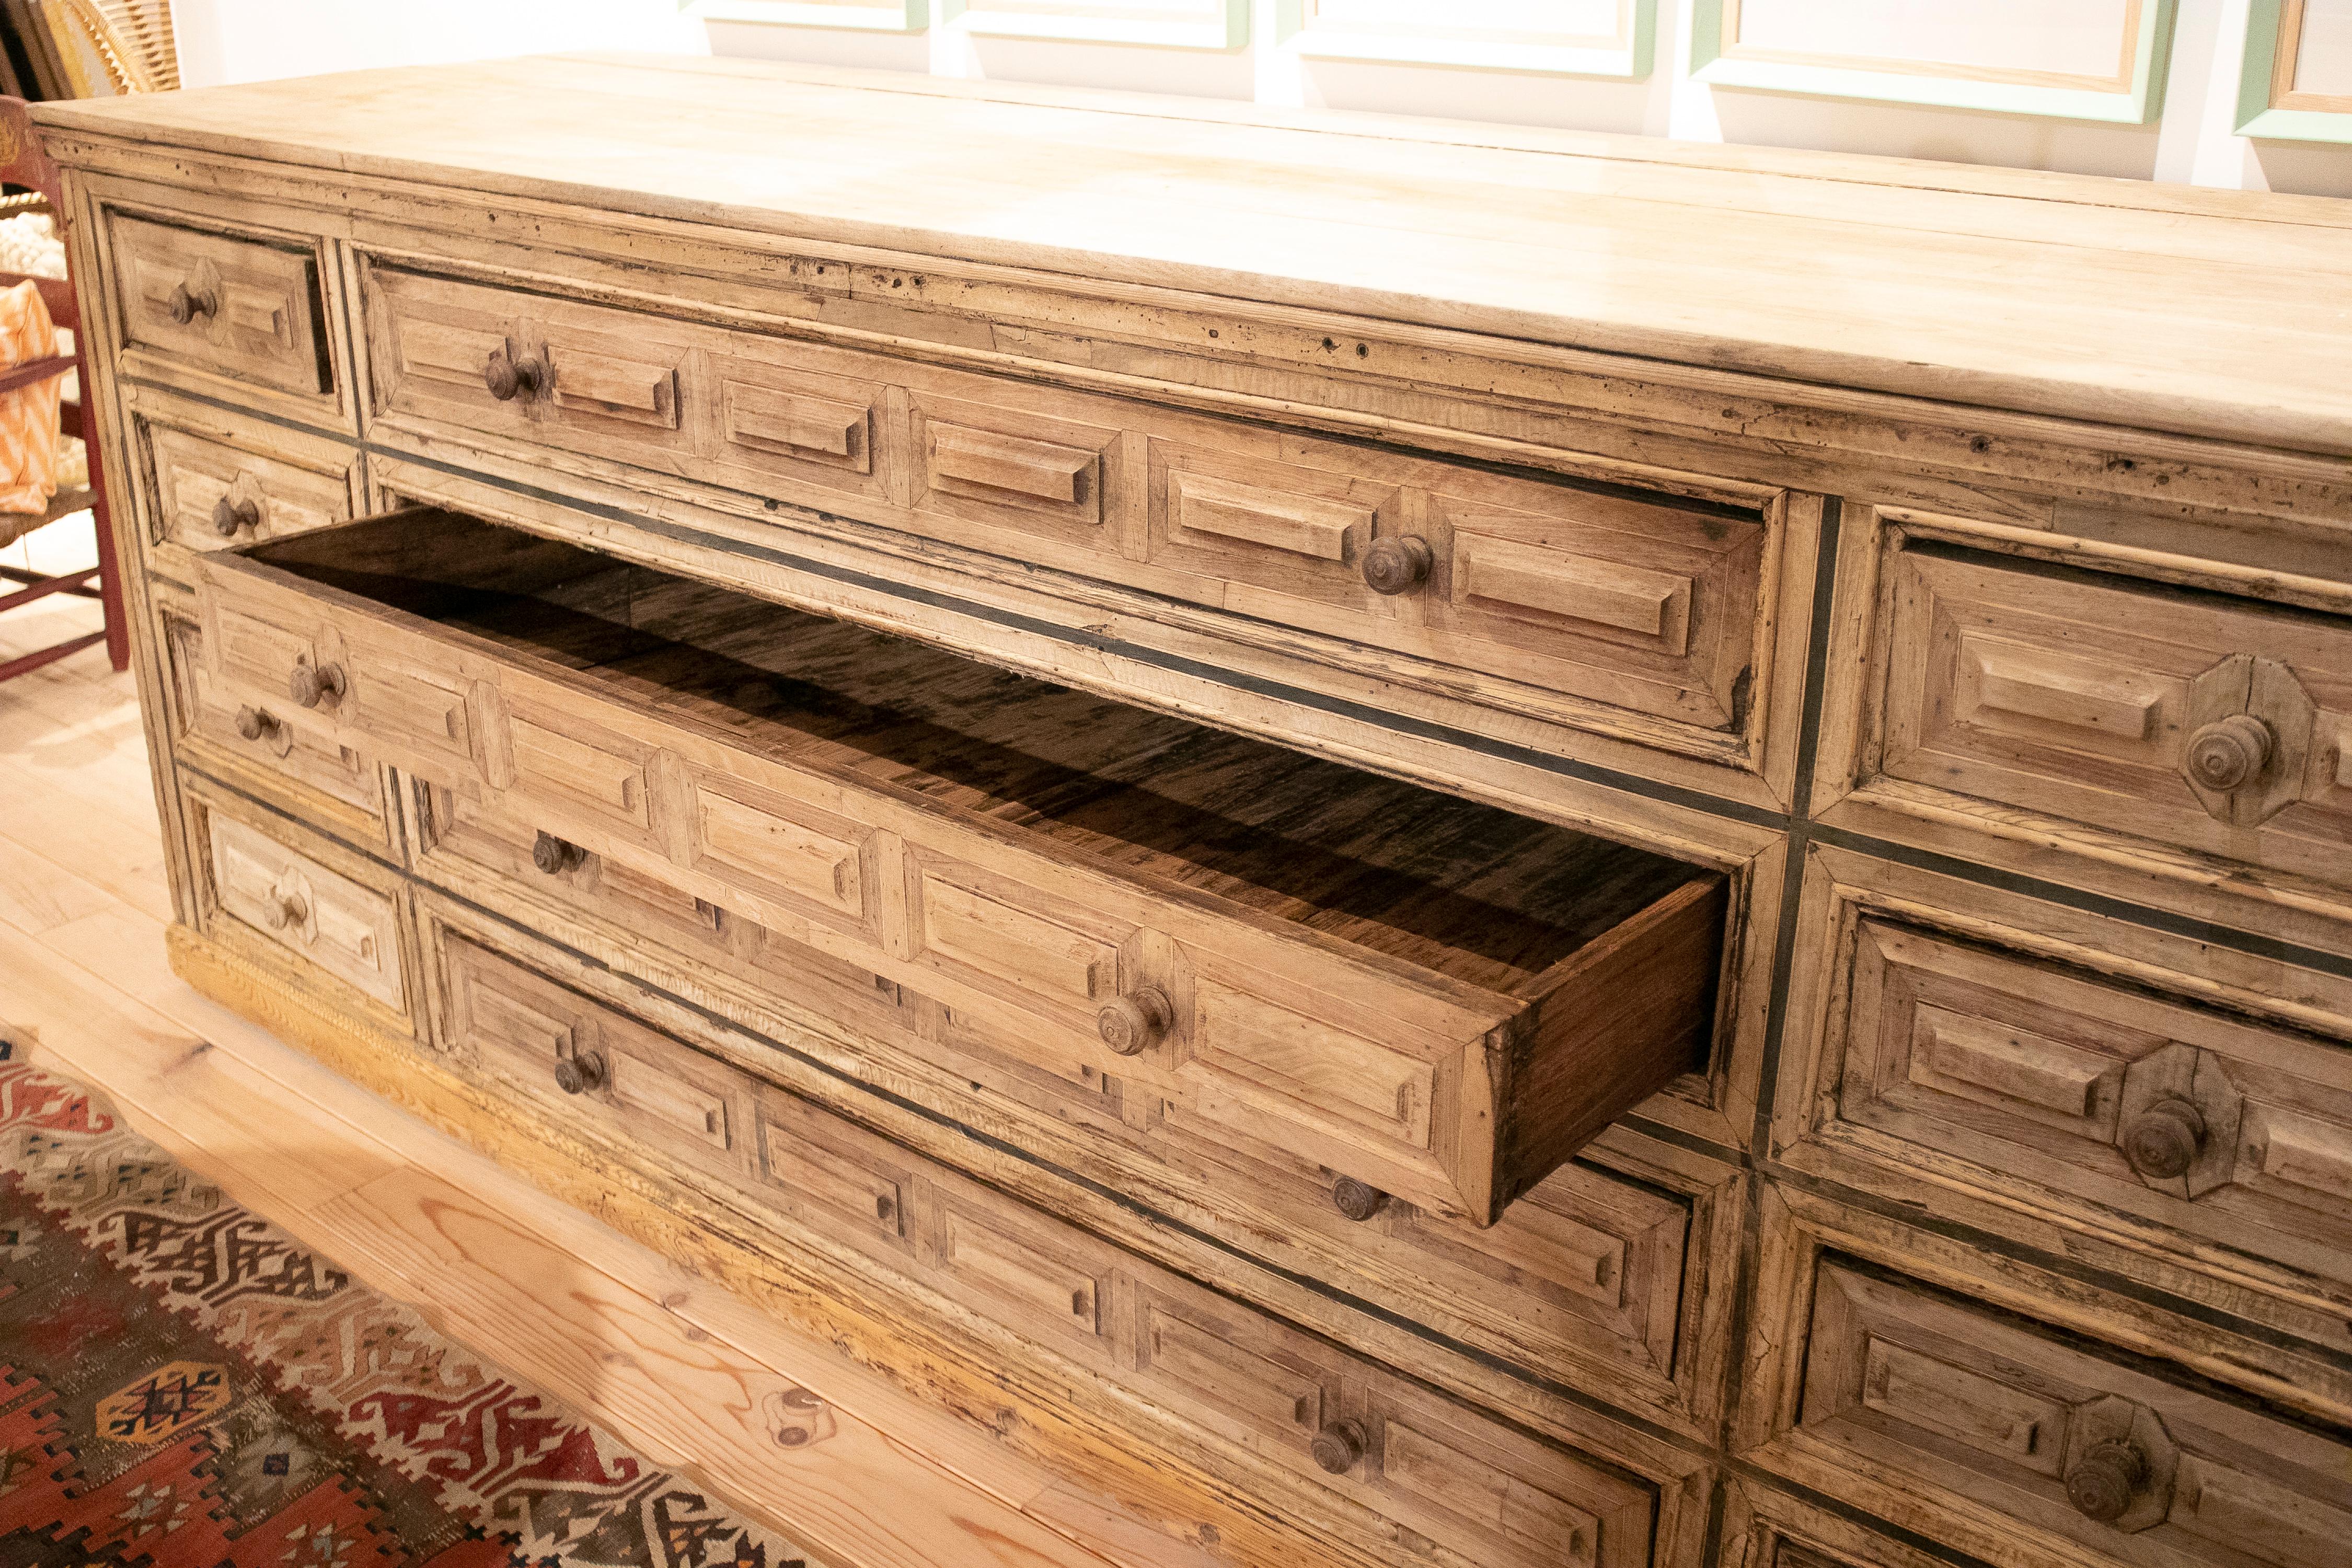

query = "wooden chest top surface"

[{"left": 36, "top": 51, "right": 2352, "bottom": 458}]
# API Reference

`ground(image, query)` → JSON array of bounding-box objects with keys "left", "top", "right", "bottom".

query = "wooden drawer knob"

[
  {"left": 1362, "top": 535, "right": 1432, "bottom": 596},
  {"left": 261, "top": 889, "right": 308, "bottom": 931},
  {"left": 485, "top": 343, "right": 549, "bottom": 402},
  {"left": 553, "top": 1051, "right": 607, "bottom": 1096},
  {"left": 212, "top": 495, "right": 261, "bottom": 536},
  {"left": 2121, "top": 1098, "right": 2206, "bottom": 1180},
  {"left": 166, "top": 280, "right": 218, "bottom": 325},
  {"left": 1310, "top": 1419, "right": 1366, "bottom": 1475},
  {"left": 2065, "top": 1437, "right": 2148, "bottom": 1523},
  {"left": 287, "top": 659, "right": 345, "bottom": 710},
  {"left": 1331, "top": 1177, "right": 1388, "bottom": 1222},
  {"left": 234, "top": 705, "right": 281, "bottom": 743},
  {"left": 1097, "top": 986, "right": 1172, "bottom": 1055},
  {"left": 532, "top": 831, "right": 588, "bottom": 875},
  {"left": 2184, "top": 714, "right": 2273, "bottom": 792}
]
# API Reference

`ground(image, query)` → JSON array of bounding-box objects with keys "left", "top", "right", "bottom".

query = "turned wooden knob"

[
  {"left": 2121, "top": 1098, "right": 2206, "bottom": 1180},
  {"left": 553, "top": 1051, "right": 607, "bottom": 1096},
  {"left": 2065, "top": 1438, "right": 2148, "bottom": 1523},
  {"left": 1331, "top": 1177, "right": 1388, "bottom": 1222},
  {"left": 1362, "top": 535, "right": 1432, "bottom": 596},
  {"left": 485, "top": 343, "right": 548, "bottom": 402},
  {"left": 2184, "top": 714, "right": 2272, "bottom": 792},
  {"left": 287, "top": 660, "right": 345, "bottom": 710},
  {"left": 212, "top": 494, "right": 261, "bottom": 536},
  {"left": 166, "top": 280, "right": 217, "bottom": 325},
  {"left": 1309, "top": 1419, "right": 1366, "bottom": 1475},
  {"left": 261, "top": 889, "right": 308, "bottom": 930},
  {"left": 532, "top": 830, "right": 587, "bottom": 875},
  {"left": 234, "top": 705, "right": 281, "bottom": 743},
  {"left": 1097, "top": 986, "right": 1172, "bottom": 1056}
]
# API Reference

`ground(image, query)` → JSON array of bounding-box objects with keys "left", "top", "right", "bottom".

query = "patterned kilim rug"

[{"left": 0, "top": 1044, "right": 828, "bottom": 1568}]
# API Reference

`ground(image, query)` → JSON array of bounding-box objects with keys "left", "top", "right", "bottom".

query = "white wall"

[{"left": 167, "top": 0, "right": 2352, "bottom": 195}]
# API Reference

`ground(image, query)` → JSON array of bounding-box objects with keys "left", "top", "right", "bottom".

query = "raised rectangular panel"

[
  {"left": 931, "top": 1196, "right": 1113, "bottom": 1347},
  {"left": 693, "top": 780, "right": 867, "bottom": 920},
  {"left": 722, "top": 382, "right": 870, "bottom": 470},
  {"left": 1824, "top": 914, "right": 2352, "bottom": 1294},
  {"left": 109, "top": 211, "right": 333, "bottom": 398},
  {"left": 207, "top": 811, "right": 405, "bottom": 1010},
  {"left": 1874, "top": 547, "right": 2352, "bottom": 886},
  {"left": 147, "top": 422, "right": 355, "bottom": 556},
  {"left": 1456, "top": 533, "right": 1693, "bottom": 652},
  {"left": 1168, "top": 471, "right": 1367, "bottom": 561},
  {"left": 1142, "top": 1304, "right": 1329, "bottom": 1438},
  {"left": 1796, "top": 1261, "right": 2352, "bottom": 1566},
  {"left": 913, "top": 863, "right": 1122, "bottom": 1009},
  {"left": 1191, "top": 978, "right": 1436, "bottom": 1149}
]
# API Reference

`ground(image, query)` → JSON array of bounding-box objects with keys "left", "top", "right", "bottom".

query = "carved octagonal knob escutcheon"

[
  {"left": 2065, "top": 1437, "right": 2150, "bottom": 1524},
  {"left": 1309, "top": 1419, "right": 1366, "bottom": 1475},
  {"left": 1361, "top": 535, "right": 1433, "bottom": 596},
  {"left": 1097, "top": 986, "right": 1172, "bottom": 1056},
  {"left": 553, "top": 1051, "right": 607, "bottom": 1096}
]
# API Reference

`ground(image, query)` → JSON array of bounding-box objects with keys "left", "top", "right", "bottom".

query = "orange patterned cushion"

[{"left": 0, "top": 275, "right": 61, "bottom": 515}]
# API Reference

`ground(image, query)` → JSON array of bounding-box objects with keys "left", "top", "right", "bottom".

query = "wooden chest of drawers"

[{"left": 38, "top": 54, "right": 2352, "bottom": 1568}]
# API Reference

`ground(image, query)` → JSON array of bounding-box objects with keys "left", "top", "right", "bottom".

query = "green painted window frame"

[
  {"left": 940, "top": 0, "right": 1248, "bottom": 49},
  {"left": 1273, "top": 0, "right": 1654, "bottom": 77},
  {"left": 2237, "top": 0, "right": 2352, "bottom": 142},
  {"left": 686, "top": 0, "right": 931, "bottom": 34},
  {"left": 1689, "top": 0, "right": 2177, "bottom": 124}
]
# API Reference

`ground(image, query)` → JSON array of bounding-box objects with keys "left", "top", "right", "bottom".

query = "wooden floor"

[{"left": 0, "top": 520, "right": 1208, "bottom": 1568}]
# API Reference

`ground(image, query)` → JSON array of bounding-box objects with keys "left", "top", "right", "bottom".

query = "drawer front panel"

[
  {"left": 366, "top": 268, "right": 694, "bottom": 472},
  {"left": 1798, "top": 1262, "right": 2352, "bottom": 1568},
  {"left": 161, "top": 601, "right": 384, "bottom": 831},
  {"left": 409, "top": 775, "right": 1704, "bottom": 1412},
  {"left": 423, "top": 928, "right": 1657, "bottom": 1568},
  {"left": 110, "top": 213, "right": 332, "bottom": 399},
  {"left": 1829, "top": 916, "right": 2352, "bottom": 1296},
  {"left": 438, "top": 932, "right": 756, "bottom": 1177},
  {"left": 143, "top": 420, "right": 358, "bottom": 559},
  {"left": 205, "top": 810, "right": 404, "bottom": 1010},
  {"left": 1878, "top": 549, "right": 2352, "bottom": 884},
  {"left": 196, "top": 508, "right": 1724, "bottom": 1227},
  {"left": 354, "top": 260, "right": 1779, "bottom": 753}
]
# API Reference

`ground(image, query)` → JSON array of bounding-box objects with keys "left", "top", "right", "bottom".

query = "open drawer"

[{"left": 193, "top": 506, "right": 1726, "bottom": 1225}]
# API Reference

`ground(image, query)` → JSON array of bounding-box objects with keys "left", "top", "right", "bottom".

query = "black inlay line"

[
  {"left": 1811, "top": 824, "right": 2352, "bottom": 983},
  {"left": 1723, "top": 1459, "right": 2008, "bottom": 1568},
  {"left": 368, "top": 440, "right": 1792, "bottom": 830},
  {"left": 1747, "top": 498, "right": 1844, "bottom": 1154},
  {"left": 393, "top": 852, "right": 1722, "bottom": 1459},
  {"left": 1616, "top": 1112, "right": 1754, "bottom": 1170},
  {"left": 1765, "top": 1163, "right": 2352, "bottom": 1376}
]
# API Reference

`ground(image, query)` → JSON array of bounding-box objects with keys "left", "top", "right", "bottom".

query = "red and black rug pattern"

[{"left": 0, "top": 1047, "right": 827, "bottom": 1568}]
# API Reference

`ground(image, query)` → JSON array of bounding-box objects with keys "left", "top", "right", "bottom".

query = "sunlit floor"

[{"left": 0, "top": 537, "right": 1197, "bottom": 1568}]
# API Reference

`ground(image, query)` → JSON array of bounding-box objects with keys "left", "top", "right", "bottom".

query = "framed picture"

[
  {"left": 1276, "top": 0, "right": 1654, "bottom": 77},
  {"left": 689, "top": 0, "right": 931, "bottom": 34},
  {"left": 1690, "top": 0, "right": 2177, "bottom": 123},
  {"left": 2238, "top": 0, "right": 2352, "bottom": 141},
  {"left": 943, "top": 0, "right": 1248, "bottom": 49}
]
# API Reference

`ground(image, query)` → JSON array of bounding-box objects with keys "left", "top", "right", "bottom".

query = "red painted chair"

[{"left": 0, "top": 94, "right": 128, "bottom": 683}]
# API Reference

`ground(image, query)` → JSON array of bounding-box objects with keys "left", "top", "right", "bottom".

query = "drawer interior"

[{"left": 250, "top": 509, "right": 1714, "bottom": 1004}]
